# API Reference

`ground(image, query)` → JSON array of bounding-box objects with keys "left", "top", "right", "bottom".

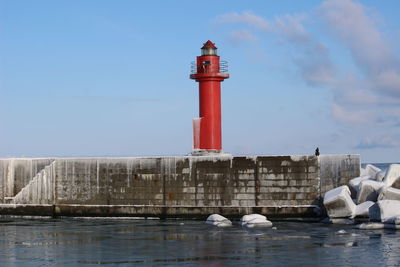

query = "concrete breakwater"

[{"left": 0, "top": 155, "right": 359, "bottom": 218}]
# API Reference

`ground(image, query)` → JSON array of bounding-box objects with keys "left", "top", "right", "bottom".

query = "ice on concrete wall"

[
  {"left": 0, "top": 158, "right": 55, "bottom": 203},
  {"left": 13, "top": 161, "right": 56, "bottom": 204}
]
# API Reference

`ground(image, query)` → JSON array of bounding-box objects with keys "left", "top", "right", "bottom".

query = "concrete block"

[
  {"left": 349, "top": 175, "right": 373, "bottom": 195},
  {"left": 369, "top": 200, "right": 400, "bottom": 222},
  {"left": 383, "top": 164, "right": 400, "bottom": 187},
  {"left": 354, "top": 201, "right": 374, "bottom": 217},
  {"left": 378, "top": 187, "right": 400, "bottom": 201},
  {"left": 323, "top": 185, "right": 356, "bottom": 218},
  {"left": 356, "top": 180, "right": 385, "bottom": 204},
  {"left": 360, "top": 164, "right": 381, "bottom": 177},
  {"left": 375, "top": 171, "right": 386, "bottom": 181}
]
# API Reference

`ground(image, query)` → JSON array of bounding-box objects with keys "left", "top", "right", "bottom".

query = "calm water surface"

[{"left": 1, "top": 218, "right": 400, "bottom": 266}]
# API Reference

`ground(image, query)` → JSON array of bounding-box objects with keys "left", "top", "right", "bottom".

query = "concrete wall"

[
  {"left": 0, "top": 155, "right": 359, "bottom": 218},
  {"left": 0, "top": 159, "right": 54, "bottom": 202},
  {"left": 319, "top": 154, "right": 360, "bottom": 195}
]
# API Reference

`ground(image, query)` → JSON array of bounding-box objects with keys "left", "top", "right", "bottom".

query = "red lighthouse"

[{"left": 190, "top": 40, "right": 229, "bottom": 154}]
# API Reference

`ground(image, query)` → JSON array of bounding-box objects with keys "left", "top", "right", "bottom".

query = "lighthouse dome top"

[{"left": 201, "top": 40, "right": 217, "bottom": 56}]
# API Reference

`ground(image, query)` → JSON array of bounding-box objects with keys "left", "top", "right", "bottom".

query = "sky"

[{"left": 1, "top": 0, "right": 399, "bottom": 163}]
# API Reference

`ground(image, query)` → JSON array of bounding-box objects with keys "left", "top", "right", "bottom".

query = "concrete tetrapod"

[
  {"left": 240, "top": 214, "right": 273, "bottom": 228},
  {"left": 205, "top": 214, "right": 232, "bottom": 227},
  {"left": 323, "top": 185, "right": 356, "bottom": 218}
]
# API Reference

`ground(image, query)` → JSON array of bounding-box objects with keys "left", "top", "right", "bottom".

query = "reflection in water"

[{"left": 1, "top": 218, "right": 400, "bottom": 266}]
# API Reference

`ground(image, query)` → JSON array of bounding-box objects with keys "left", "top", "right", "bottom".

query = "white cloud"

[
  {"left": 215, "top": 11, "right": 337, "bottom": 87},
  {"left": 331, "top": 103, "right": 372, "bottom": 124},
  {"left": 213, "top": 0, "right": 400, "bottom": 129},
  {"left": 274, "top": 14, "right": 310, "bottom": 44},
  {"left": 319, "top": 0, "right": 400, "bottom": 97},
  {"left": 356, "top": 135, "right": 400, "bottom": 149},
  {"left": 229, "top": 30, "right": 257, "bottom": 44}
]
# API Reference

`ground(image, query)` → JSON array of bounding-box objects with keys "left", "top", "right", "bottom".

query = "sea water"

[{"left": 0, "top": 163, "right": 399, "bottom": 266}]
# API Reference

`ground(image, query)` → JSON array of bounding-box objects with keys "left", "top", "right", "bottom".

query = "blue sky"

[{"left": 1, "top": 0, "right": 399, "bottom": 163}]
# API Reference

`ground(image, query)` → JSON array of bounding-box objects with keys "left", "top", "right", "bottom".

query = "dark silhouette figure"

[{"left": 315, "top": 147, "right": 320, "bottom": 157}]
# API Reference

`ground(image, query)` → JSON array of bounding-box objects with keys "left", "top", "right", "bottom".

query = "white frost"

[
  {"left": 205, "top": 214, "right": 232, "bottom": 227},
  {"left": 240, "top": 214, "right": 273, "bottom": 228}
]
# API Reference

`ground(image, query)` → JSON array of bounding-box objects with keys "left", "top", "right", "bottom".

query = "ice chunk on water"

[
  {"left": 355, "top": 222, "right": 400, "bottom": 230},
  {"left": 383, "top": 216, "right": 400, "bottom": 224},
  {"left": 205, "top": 214, "right": 232, "bottom": 227},
  {"left": 323, "top": 185, "right": 356, "bottom": 218},
  {"left": 240, "top": 214, "right": 273, "bottom": 228}
]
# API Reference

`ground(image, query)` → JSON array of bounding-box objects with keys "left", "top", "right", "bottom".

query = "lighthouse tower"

[{"left": 190, "top": 40, "right": 229, "bottom": 154}]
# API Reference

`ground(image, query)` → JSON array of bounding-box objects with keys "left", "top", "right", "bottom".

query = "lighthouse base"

[{"left": 190, "top": 149, "right": 227, "bottom": 156}]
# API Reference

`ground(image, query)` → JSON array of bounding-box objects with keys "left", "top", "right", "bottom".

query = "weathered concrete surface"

[
  {"left": 356, "top": 180, "right": 385, "bottom": 204},
  {"left": 369, "top": 200, "right": 400, "bottom": 222},
  {"left": 323, "top": 185, "right": 355, "bottom": 218},
  {"left": 0, "top": 155, "right": 359, "bottom": 218},
  {"left": 378, "top": 187, "right": 400, "bottom": 201},
  {"left": 319, "top": 155, "right": 360, "bottom": 196},
  {"left": 0, "top": 159, "right": 54, "bottom": 203}
]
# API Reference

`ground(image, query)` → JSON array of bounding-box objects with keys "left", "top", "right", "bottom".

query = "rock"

[
  {"left": 354, "top": 201, "right": 375, "bottom": 217},
  {"left": 360, "top": 164, "right": 381, "bottom": 177},
  {"left": 240, "top": 214, "right": 273, "bottom": 228},
  {"left": 383, "top": 164, "right": 400, "bottom": 187},
  {"left": 323, "top": 185, "right": 356, "bottom": 218},
  {"left": 205, "top": 214, "right": 232, "bottom": 227},
  {"left": 369, "top": 200, "right": 400, "bottom": 222},
  {"left": 356, "top": 180, "right": 385, "bottom": 204},
  {"left": 378, "top": 187, "right": 400, "bottom": 201}
]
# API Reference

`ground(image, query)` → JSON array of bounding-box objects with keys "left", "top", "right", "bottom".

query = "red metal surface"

[{"left": 190, "top": 41, "right": 229, "bottom": 151}]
